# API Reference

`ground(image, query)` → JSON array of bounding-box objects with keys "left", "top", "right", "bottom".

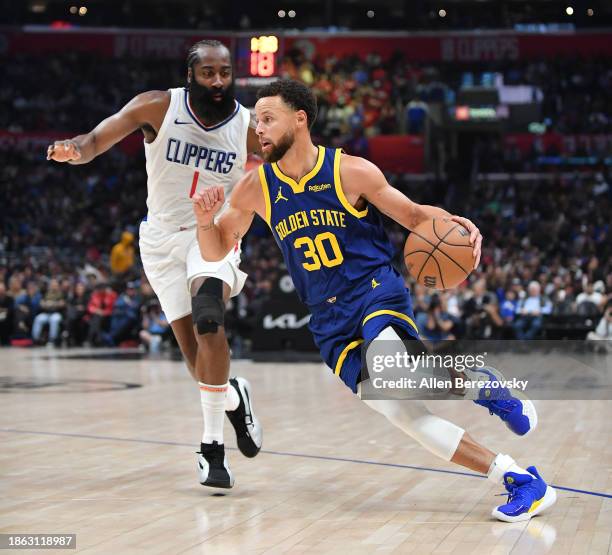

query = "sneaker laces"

[
  {"left": 199, "top": 443, "right": 225, "bottom": 465},
  {"left": 487, "top": 398, "right": 519, "bottom": 421},
  {"left": 504, "top": 479, "right": 539, "bottom": 505}
]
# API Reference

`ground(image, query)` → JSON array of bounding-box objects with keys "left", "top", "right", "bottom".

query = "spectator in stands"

[
  {"left": 513, "top": 281, "right": 552, "bottom": 340},
  {"left": 139, "top": 280, "right": 157, "bottom": 307},
  {"left": 463, "top": 278, "right": 503, "bottom": 338},
  {"left": 110, "top": 231, "right": 136, "bottom": 281},
  {"left": 576, "top": 281, "right": 606, "bottom": 313},
  {"left": 552, "top": 286, "right": 576, "bottom": 315},
  {"left": 416, "top": 294, "right": 456, "bottom": 342},
  {"left": 500, "top": 290, "right": 518, "bottom": 323},
  {"left": 405, "top": 97, "right": 428, "bottom": 134},
  {"left": 13, "top": 281, "right": 42, "bottom": 340},
  {"left": 586, "top": 302, "right": 612, "bottom": 352},
  {"left": 32, "top": 278, "right": 66, "bottom": 346},
  {"left": 7, "top": 275, "right": 25, "bottom": 301},
  {"left": 139, "top": 300, "right": 170, "bottom": 353},
  {"left": 101, "top": 281, "right": 140, "bottom": 346},
  {"left": 0, "top": 281, "right": 14, "bottom": 345},
  {"left": 86, "top": 283, "right": 117, "bottom": 346},
  {"left": 64, "top": 282, "right": 90, "bottom": 346}
]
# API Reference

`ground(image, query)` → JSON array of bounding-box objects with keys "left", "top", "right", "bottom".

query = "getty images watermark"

[
  {"left": 369, "top": 350, "right": 527, "bottom": 393},
  {"left": 360, "top": 339, "right": 612, "bottom": 401}
]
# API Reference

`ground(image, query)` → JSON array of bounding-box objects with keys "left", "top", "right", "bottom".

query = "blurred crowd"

[
  {"left": 282, "top": 51, "right": 612, "bottom": 176},
  {"left": 1, "top": 53, "right": 181, "bottom": 133},
  {"left": 390, "top": 172, "right": 611, "bottom": 342},
  {"left": 1, "top": 50, "right": 611, "bottom": 350},
  {"left": 5, "top": 52, "right": 610, "bottom": 141},
  {"left": 282, "top": 51, "right": 611, "bottom": 139},
  {"left": 0, "top": 266, "right": 172, "bottom": 352}
]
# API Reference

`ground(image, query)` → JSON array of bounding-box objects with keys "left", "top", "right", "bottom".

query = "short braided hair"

[{"left": 186, "top": 39, "right": 228, "bottom": 70}]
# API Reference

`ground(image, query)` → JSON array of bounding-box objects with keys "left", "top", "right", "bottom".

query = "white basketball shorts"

[{"left": 139, "top": 217, "right": 247, "bottom": 323}]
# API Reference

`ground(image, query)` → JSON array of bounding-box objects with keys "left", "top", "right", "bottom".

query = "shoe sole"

[
  {"left": 229, "top": 377, "right": 262, "bottom": 458},
  {"left": 198, "top": 455, "right": 235, "bottom": 489},
  {"left": 482, "top": 367, "right": 538, "bottom": 437},
  {"left": 199, "top": 479, "right": 234, "bottom": 489},
  {"left": 513, "top": 393, "right": 538, "bottom": 437},
  {"left": 492, "top": 485, "right": 557, "bottom": 523}
]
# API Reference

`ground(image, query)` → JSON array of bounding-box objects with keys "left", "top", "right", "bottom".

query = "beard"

[
  {"left": 188, "top": 78, "right": 236, "bottom": 125},
  {"left": 263, "top": 131, "right": 295, "bottom": 163}
]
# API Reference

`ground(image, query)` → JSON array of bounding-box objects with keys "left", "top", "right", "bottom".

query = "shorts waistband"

[{"left": 143, "top": 213, "right": 196, "bottom": 233}]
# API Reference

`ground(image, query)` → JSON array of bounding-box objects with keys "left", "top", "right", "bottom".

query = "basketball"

[{"left": 404, "top": 218, "right": 475, "bottom": 289}]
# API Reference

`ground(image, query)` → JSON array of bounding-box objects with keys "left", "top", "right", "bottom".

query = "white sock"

[
  {"left": 225, "top": 381, "right": 240, "bottom": 412},
  {"left": 199, "top": 382, "right": 227, "bottom": 445},
  {"left": 487, "top": 453, "right": 530, "bottom": 483}
]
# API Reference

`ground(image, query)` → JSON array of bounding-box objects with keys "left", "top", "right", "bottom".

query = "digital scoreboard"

[{"left": 235, "top": 35, "right": 280, "bottom": 78}]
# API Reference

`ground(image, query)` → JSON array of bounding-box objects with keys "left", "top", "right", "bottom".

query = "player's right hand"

[
  {"left": 46, "top": 140, "right": 81, "bottom": 162},
  {"left": 192, "top": 186, "right": 225, "bottom": 226}
]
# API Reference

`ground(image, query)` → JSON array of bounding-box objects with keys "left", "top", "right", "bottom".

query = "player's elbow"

[{"left": 408, "top": 202, "right": 427, "bottom": 230}]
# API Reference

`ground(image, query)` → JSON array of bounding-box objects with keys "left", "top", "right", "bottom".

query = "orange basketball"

[{"left": 404, "top": 218, "right": 475, "bottom": 289}]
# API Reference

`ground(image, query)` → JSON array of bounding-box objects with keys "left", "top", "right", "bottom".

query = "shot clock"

[{"left": 235, "top": 35, "right": 280, "bottom": 78}]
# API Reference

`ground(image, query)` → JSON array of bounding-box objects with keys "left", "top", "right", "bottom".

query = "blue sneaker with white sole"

[
  {"left": 472, "top": 367, "right": 537, "bottom": 436},
  {"left": 492, "top": 466, "right": 557, "bottom": 522}
]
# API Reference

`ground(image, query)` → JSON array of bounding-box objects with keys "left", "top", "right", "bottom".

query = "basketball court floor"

[{"left": 1, "top": 347, "right": 611, "bottom": 554}]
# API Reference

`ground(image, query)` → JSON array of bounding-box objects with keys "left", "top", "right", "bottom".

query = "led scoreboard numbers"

[
  {"left": 250, "top": 35, "right": 278, "bottom": 77},
  {"left": 236, "top": 35, "right": 280, "bottom": 78}
]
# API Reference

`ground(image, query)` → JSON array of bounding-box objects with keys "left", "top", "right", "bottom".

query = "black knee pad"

[{"left": 192, "top": 278, "right": 224, "bottom": 335}]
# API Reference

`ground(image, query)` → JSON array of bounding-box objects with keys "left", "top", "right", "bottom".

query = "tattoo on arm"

[{"left": 199, "top": 223, "right": 214, "bottom": 231}]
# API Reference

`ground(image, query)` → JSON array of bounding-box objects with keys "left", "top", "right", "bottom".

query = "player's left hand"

[{"left": 451, "top": 215, "right": 482, "bottom": 269}]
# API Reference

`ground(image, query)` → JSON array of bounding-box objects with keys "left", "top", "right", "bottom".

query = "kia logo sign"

[{"left": 263, "top": 314, "right": 311, "bottom": 329}]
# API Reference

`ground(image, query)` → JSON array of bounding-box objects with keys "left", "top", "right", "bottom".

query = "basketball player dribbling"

[
  {"left": 46, "top": 40, "right": 262, "bottom": 489},
  {"left": 192, "top": 79, "right": 557, "bottom": 522}
]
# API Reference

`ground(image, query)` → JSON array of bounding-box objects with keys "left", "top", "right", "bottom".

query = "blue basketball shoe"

[
  {"left": 471, "top": 367, "right": 537, "bottom": 436},
  {"left": 492, "top": 466, "right": 557, "bottom": 522}
]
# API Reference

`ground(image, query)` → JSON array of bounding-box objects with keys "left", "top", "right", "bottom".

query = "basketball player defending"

[
  {"left": 46, "top": 40, "right": 262, "bottom": 489},
  {"left": 192, "top": 79, "right": 557, "bottom": 521}
]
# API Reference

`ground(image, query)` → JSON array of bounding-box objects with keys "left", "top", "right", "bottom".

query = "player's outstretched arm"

[
  {"left": 340, "top": 154, "right": 482, "bottom": 268},
  {"left": 192, "top": 170, "right": 264, "bottom": 262},
  {"left": 46, "top": 90, "right": 169, "bottom": 165}
]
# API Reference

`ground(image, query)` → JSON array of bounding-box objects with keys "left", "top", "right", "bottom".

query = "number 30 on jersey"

[{"left": 294, "top": 232, "right": 344, "bottom": 271}]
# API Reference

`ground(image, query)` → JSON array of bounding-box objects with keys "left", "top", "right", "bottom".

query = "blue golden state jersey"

[{"left": 258, "top": 146, "right": 396, "bottom": 306}]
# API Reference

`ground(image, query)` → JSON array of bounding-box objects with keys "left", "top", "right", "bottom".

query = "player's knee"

[
  {"left": 385, "top": 399, "right": 432, "bottom": 430},
  {"left": 191, "top": 278, "right": 225, "bottom": 336},
  {"left": 410, "top": 414, "right": 464, "bottom": 461}
]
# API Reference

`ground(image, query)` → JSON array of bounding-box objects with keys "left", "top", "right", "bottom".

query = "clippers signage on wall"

[
  {"left": 284, "top": 32, "right": 611, "bottom": 62},
  {"left": 2, "top": 28, "right": 611, "bottom": 63}
]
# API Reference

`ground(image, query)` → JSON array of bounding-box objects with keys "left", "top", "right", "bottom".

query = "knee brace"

[
  {"left": 192, "top": 278, "right": 224, "bottom": 335},
  {"left": 361, "top": 324, "right": 423, "bottom": 383},
  {"left": 363, "top": 398, "right": 465, "bottom": 461}
]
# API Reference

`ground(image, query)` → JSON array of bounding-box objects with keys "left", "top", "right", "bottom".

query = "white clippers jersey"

[{"left": 144, "top": 87, "right": 250, "bottom": 228}]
